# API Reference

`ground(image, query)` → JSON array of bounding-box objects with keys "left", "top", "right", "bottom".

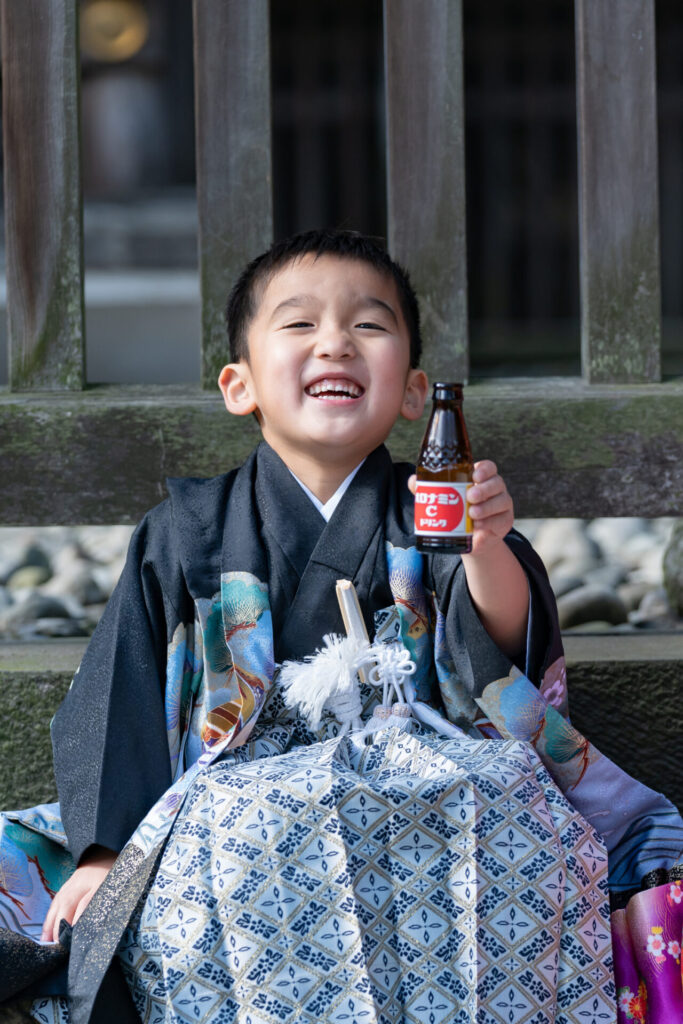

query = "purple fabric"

[{"left": 613, "top": 880, "right": 683, "bottom": 1022}]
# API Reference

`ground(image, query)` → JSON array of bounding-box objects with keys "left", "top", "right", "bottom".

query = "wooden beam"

[
  {"left": 575, "top": 0, "right": 661, "bottom": 383},
  {"left": 0, "top": 0, "right": 85, "bottom": 390},
  {"left": 193, "top": 0, "right": 273, "bottom": 389},
  {"left": 0, "top": 378, "right": 682, "bottom": 523},
  {"left": 383, "top": 0, "right": 468, "bottom": 383}
]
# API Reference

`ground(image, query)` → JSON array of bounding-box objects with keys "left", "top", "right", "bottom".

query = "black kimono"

[
  {"left": 54, "top": 442, "right": 563, "bottom": 866},
  {"left": 6, "top": 442, "right": 623, "bottom": 1024}
]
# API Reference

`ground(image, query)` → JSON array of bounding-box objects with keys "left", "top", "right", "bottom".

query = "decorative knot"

[{"left": 363, "top": 641, "right": 416, "bottom": 705}]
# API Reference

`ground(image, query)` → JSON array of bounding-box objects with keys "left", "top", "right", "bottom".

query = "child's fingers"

[
  {"left": 472, "top": 510, "right": 514, "bottom": 539},
  {"left": 472, "top": 460, "right": 498, "bottom": 483},
  {"left": 42, "top": 889, "right": 69, "bottom": 943},
  {"left": 41, "top": 898, "right": 57, "bottom": 943},
  {"left": 411, "top": 464, "right": 510, "bottom": 512},
  {"left": 45, "top": 900, "right": 66, "bottom": 944},
  {"left": 469, "top": 491, "right": 513, "bottom": 521},
  {"left": 468, "top": 475, "right": 506, "bottom": 505},
  {"left": 73, "top": 891, "right": 94, "bottom": 926},
  {"left": 48, "top": 894, "right": 74, "bottom": 943}
]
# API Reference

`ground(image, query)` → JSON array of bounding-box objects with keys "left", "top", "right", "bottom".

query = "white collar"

[{"left": 289, "top": 460, "right": 365, "bottom": 521}]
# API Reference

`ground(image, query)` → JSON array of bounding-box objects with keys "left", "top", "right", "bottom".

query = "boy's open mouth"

[{"left": 304, "top": 377, "right": 364, "bottom": 400}]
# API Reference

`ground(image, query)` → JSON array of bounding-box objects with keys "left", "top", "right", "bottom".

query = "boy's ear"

[
  {"left": 218, "top": 363, "right": 258, "bottom": 416},
  {"left": 400, "top": 369, "right": 429, "bottom": 421}
]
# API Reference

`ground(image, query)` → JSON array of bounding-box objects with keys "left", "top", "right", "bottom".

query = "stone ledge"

[
  {"left": 3, "top": 632, "right": 681, "bottom": 673},
  {"left": 0, "top": 635, "right": 681, "bottom": 810},
  {"left": 563, "top": 632, "right": 683, "bottom": 662}
]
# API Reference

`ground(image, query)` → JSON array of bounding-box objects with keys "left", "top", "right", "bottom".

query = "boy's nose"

[{"left": 314, "top": 327, "right": 356, "bottom": 359}]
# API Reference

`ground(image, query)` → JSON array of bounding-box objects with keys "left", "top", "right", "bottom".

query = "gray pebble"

[
  {"left": 627, "top": 547, "right": 665, "bottom": 586},
  {"left": 69, "top": 570, "right": 108, "bottom": 606},
  {"left": 617, "top": 581, "right": 654, "bottom": 613},
  {"left": 0, "top": 543, "right": 51, "bottom": 586},
  {"left": 43, "top": 563, "right": 108, "bottom": 606},
  {"left": 628, "top": 586, "right": 675, "bottom": 628},
  {"left": 533, "top": 519, "right": 602, "bottom": 573},
  {"left": 6, "top": 564, "right": 52, "bottom": 590},
  {"left": 583, "top": 564, "right": 628, "bottom": 590},
  {"left": 556, "top": 585, "right": 628, "bottom": 629},
  {"left": 549, "top": 573, "right": 584, "bottom": 598},
  {"left": 627, "top": 616, "right": 678, "bottom": 631},
  {"left": 52, "top": 542, "right": 90, "bottom": 576},
  {"left": 0, "top": 593, "right": 74, "bottom": 632},
  {"left": 562, "top": 620, "right": 616, "bottom": 633},
  {"left": 76, "top": 525, "right": 135, "bottom": 564},
  {"left": 586, "top": 517, "right": 649, "bottom": 556},
  {"left": 27, "top": 617, "right": 93, "bottom": 638},
  {"left": 618, "top": 533, "right": 662, "bottom": 572},
  {"left": 663, "top": 520, "right": 683, "bottom": 617}
]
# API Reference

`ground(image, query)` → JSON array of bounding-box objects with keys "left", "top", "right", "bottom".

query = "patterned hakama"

[{"left": 118, "top": 725, "right": 614, "bottom": 1024}]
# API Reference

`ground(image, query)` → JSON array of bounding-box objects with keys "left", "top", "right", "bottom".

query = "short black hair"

[{"left": 225, "top": 228, "right": 422, "bottom": 368}]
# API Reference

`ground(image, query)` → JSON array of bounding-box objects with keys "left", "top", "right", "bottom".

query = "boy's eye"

[
  {"left": 283, "top": 320, "right": 313, "bottom": 329},
  {"left": 356, "top": 322, "right": 387, "bottom": 331}
]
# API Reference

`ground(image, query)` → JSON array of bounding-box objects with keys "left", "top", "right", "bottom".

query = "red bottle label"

[{"left": 414, "top": 481, "right": 472, "bottom": 537}]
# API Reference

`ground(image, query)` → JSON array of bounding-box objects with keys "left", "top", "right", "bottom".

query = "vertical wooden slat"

[
  {"left": 293, "top": 12, "right": 324, "bottom": 232},
  {"left": 384, "top": 0, "right": 468, "bottom": 383},
  {"left": 575, "top": 0, "right": 661, "bottom": 383},
  {"left": 193, "top": 0, "right": 273, "bottom": 389},
  {"left": 1, "top": 0, "right": 85, "bottom": 391}
]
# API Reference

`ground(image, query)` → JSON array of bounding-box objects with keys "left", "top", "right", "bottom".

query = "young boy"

[
  {"left": 43, "top": 229, "right": 539, "bottom": 942},
  {"left": 6, "top": 229, "right": 586, "bottom": 1023}
]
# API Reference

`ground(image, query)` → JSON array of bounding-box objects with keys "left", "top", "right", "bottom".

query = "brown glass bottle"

[{"left": 414, "top": 382, "right": 474, "bottom": 554}]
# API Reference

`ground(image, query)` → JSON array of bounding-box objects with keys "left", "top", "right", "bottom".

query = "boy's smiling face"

[{"left": 219, "top": 254, "right": 428, "bottom": 484}]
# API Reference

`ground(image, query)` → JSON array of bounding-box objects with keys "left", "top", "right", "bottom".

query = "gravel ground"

[{"left": 0, "top": 517, "right": 681, "bottom": 641}]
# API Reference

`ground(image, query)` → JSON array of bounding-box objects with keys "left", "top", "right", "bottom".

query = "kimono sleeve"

[
  {"left": 430, "top": 528, "right": 563, "bottom": 710},
  {"left": 51, "top": 504, "right": 178, "bottom": 864}
]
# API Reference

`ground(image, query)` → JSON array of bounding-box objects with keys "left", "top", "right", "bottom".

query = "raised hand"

[{"left": 408, "top": 459, "right": 514, "bottom": 556}]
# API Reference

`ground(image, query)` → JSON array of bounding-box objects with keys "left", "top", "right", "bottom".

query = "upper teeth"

[{"left": 306, "top": 379, "right": 362, "bottom": 397}]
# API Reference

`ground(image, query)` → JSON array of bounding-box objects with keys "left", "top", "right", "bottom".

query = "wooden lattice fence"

[{"left": 0, "top": 0, "right": 681, "bottom": 806}]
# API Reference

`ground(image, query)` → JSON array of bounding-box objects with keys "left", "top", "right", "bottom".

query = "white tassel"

[{"left": 280, "top": 633, "right": 367, "bottom": 733}]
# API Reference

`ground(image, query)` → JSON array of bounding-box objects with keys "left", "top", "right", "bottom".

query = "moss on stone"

[{"left": 0, "top": 673, "right": 71, "bottom": 807}]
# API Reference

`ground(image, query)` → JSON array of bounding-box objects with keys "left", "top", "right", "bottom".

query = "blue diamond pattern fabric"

[{"left": 114, "top": 726, "right": 614, "bottom": 1024}]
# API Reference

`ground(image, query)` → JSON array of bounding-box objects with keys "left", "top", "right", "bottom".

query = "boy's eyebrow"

[
  {"left": 268, "top": 294, "right": 399, "bottom": 325},
  {"left": 269, "top": 294, "right": 318, "bottom": 321},
  {"left": 360, "top": 296, "right": 399, "bottom": 325}
]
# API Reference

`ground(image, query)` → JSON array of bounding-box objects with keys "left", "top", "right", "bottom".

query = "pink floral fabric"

[{"left": 613, "top": 879, "right": 683, "bottom": 1022}]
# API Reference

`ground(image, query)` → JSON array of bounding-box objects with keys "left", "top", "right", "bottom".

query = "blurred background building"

[{"left": 0, "top": 0, "right": 681, "bottom": 384}]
